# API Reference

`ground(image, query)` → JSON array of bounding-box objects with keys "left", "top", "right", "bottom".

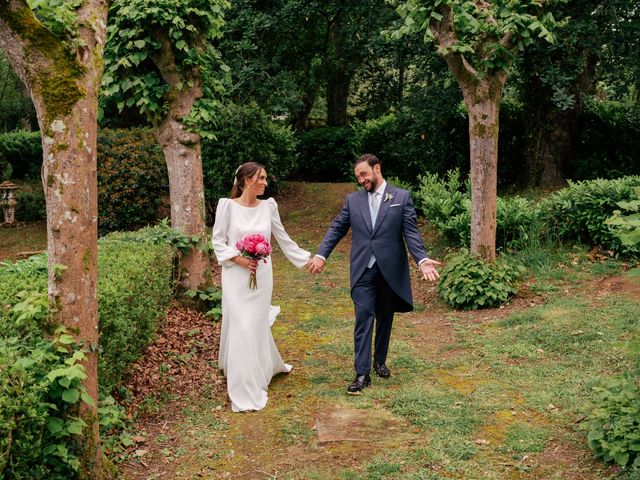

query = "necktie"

[
  {"left": 370, "top": 191, "right": 380, "bottom": 226},
  {"left": 368, "top": 192, "right": 380, "bottom": 268}
]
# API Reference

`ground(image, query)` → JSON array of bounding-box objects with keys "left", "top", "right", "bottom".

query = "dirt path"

[{"left": 118, "top": 182, "right": 639, "bottom": 480}]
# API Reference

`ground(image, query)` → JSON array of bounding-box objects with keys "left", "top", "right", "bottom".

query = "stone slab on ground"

[{"left": 315, "top": 406, "right": 411, "bottom": 444}]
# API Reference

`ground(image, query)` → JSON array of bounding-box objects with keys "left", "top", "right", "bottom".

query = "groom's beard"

[{"left": 365, "top": 175, "right": 379, "bottom": 192}]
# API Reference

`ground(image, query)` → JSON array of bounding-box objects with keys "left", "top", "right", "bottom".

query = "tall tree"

[
  {"left": 0, "top": 0, "right": 108, "bottom": 476},
  {"left": 520, "top": 0, "right": 639, "bottom": 186},
  {"left": 391, "top": 0, "right": 563, "bottom": 260},
  {"left": 102, "top": 0, "right": 229, "bottom": 290}
]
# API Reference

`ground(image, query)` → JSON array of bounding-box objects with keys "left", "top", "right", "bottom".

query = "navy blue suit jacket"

[{"left": 317, "top": 184, "right": 428, "bottom": 312}]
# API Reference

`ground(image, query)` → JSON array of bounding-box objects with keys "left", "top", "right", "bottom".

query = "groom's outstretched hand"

[
  {"left": 308, "top": 256, "right": 325, "bottom": 274},
  {"left": 420, "top": 259, "right": 442, "bottom": 282}
]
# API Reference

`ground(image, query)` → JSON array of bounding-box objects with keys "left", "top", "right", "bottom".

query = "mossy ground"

[
  {"left": 4, "top": 182, "right": 638, "bottom": 479},
  {"left": 118, "top": 182, "right": 640, "bottom": 479}
]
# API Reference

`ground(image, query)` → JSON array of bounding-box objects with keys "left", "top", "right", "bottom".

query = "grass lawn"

[{"left": 3, "top": 182, "right": 639, "bottom": 479}]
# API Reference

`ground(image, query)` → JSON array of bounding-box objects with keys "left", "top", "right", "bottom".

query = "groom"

[{"left": 309, "top": 154, "right": 440, "bottom": 394}]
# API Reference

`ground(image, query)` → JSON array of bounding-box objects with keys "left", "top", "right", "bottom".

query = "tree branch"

[{"left": 429, "top": 5, "right": 478, "bottom": 86}]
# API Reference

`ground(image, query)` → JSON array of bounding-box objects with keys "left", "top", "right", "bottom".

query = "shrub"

[
  {"left": 437, "top": 250, "right": 525, "bottom": 310},
  {"left": 0, "top": 130, "right": 42, "bottom": 179},
  {"left": 201, "top": 102, "right": 298, "bottom": 216},
  {"left": 0, "top": 229, "right": 175, "bottom": 395},
  {"left": 586, "top": 363, "right": 640, "bottom": 469},
  {"left": 292, "top": 126, "right": 355, "bottom": 181},
  {"left": 96, "top": 230, "right": 175, "bottom": 393},
  {"left": 97, "top": 128, "right": 168, "bottom": 233},
  {"left": 414, "top": 170, "right": 540, "bottom": 251},
  {"left": 15, "top": 185, "right": 46, "bottom": 222},
  {"left": 573, "top": 101, "right": 640, "bottom": 180},
  {"left": 605, "top": 187, "right": 640, "bottom": 250},
  {"left": 0, "top": 295, "right": 93, "bottom": 479},
  {"left": 539, "top": 176, "right": 640, "bottom": 255}
]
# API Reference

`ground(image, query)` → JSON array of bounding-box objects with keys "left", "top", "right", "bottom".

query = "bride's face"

[{"left": 245, "top": 168, "right": 268, "bottom": 196}]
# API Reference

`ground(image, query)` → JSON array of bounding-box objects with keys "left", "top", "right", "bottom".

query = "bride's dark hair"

[{"left": 230, "top": 162, "right": 266, "bottom": 199}]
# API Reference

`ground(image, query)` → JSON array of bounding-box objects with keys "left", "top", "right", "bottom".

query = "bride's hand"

[{"left": 233, "top": 256, "right": 258, "bottom": 272}]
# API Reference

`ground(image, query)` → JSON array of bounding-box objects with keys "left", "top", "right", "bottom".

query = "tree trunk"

[
  {"left": 461, "top": 79, "right": 503, "bottom": 262},
  {"left": 0, "top": 1, "right": 108, "bottom": 477},
  {"left": 326, "top": 67, "right": 351, "bottom": 127},
  {"left": 523, "top": 108, "right": 574, "bottom": 187},
  {"left": 151, "top": 33, "right": 211, "bottom": 290}
]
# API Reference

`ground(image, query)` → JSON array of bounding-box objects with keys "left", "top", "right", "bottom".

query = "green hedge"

[
  {"left": 292, "top": 126, "right": 355, "bottom": 181},
  {"left": 201, "top": 102, "right": 298, "bottom": 215},
  {"left": 0, "top": 230, "right": 174, "bottom": 393},
  {"left": 0, "top": 130, "right": 41, "bottom": 179},
  {"left": 97, "top": 128, "right": 168, "bottom": 233}
]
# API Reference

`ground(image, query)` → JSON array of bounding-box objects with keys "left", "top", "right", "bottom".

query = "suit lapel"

[
  {"left": 358, "top": 190, "right": 373, "bottom": 233},
  {"left": 372, "top": 184, "right": 393, "bottom": 236}
]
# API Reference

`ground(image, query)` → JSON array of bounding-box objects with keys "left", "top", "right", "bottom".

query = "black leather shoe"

[
  {"left": 374, "top": 362, "right": 391, "bottom": 378},
  {"left": 347, "top": 374, "right": 371, "bottom": 395}
]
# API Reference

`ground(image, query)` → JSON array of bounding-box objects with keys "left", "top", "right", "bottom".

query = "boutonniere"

[{"left": 384, "top": 193, "right": 394, "bottom": 202}]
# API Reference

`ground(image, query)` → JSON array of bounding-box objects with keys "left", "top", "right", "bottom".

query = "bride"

[{"left": 211, "top": 162, "right": 310, "bottom": 412}]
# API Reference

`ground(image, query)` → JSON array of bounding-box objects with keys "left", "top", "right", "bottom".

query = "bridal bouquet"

[{"left": 236, "top": 233, "right": 272, "bottom": 289}]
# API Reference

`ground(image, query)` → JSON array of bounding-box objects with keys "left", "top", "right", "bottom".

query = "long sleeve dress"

[{"left": 211, "top": 197, "right": 310, "bottom": 412}]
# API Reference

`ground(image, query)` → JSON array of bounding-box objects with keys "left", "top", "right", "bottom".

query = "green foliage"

[
  {"left": 0, "top": 230, "right": 175, "bottom": 395},
  {"left": 0, "top": 319, "right": 93, "bottom": 479},
  {"left": 98, "top": 395, "right": 134, "bottom": 461},
  {"left": 293, "top": 127, "right": 355, "bottom": 181},
  {"left": 26, "top": 0, "right": 83, "bottom": 40},
  {"left": 185, "top": 286, "right": 222, "bottom": 320},
  {"left": 97, "top": 128, "right": 168, "bottom": 233},
  {"left": 0, "top": 130, "right": 42, "bottom": 179},
  {"left": 102, "top": 0, "right": 230, "bottom": 127},
  {"left": 585, "top": 355, "right": 640, "bottom": 469},
  {"left": 574, "top": 101, "right": 640, "bottom": 181},
  {"left": 351, "top": 90, "right": 470, "bottom": 184},
  {"left": 123, "top": 218, "right": 212, "bottom": 255},
  {"left": 96, "top": 231, "right": 175, "bottom": 392},
  {"left": 437, "top": 250, "right": 525, "bottom": 310},
  {"left": 390, "top": 0, "right": 563, "bottom": 74},
  {"left": 201, "top": 102, "right": 297, "bottom": 212},
  {"left": 606, "top": 187, "right": 640, "bottom": 249},
  {"left": 0, "top": 52, "right": 37, "bottom": 133},
  {"left": 15, "top": 186, "right": 46, "bottom": 222},
  {"left": 539, "top": 176, "right": 640, "bottom": 255},
  {"left": 414, "top": 170, "right": 540, "bottom": 251}
]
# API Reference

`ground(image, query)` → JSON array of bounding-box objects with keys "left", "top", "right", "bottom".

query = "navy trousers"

[{"left": 351, "top": 262, "right": 395, "bottom": 375}]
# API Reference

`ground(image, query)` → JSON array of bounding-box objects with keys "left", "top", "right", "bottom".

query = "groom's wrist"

[
  {"left": 418, "top": 257, "right": 429, "bottom": 266},
  {"left": 315, "top": 254, "right": 327, "bottom": 261}
]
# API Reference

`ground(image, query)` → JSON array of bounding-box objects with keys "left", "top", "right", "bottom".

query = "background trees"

[{"left": 101, "top": 0, "right": 230, "bottom": 289}]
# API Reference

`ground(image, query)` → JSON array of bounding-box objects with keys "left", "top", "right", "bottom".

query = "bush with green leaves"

[
  {"left": 1, "top": 301, "right": 94, "bottom": 479},
  {"left": 0, "top": 230, "right": 175, "bottom": 395},
  {"left": 605, "top": 186, "right": 640, "bottom": 250},
  {"left": 414, "top": 170, "right": 540, "bottom": 251},
  {"left": 586, "top": 358, "right": 640, "bottom": 469},
  {"left": 0, "top": 130, "right": 42, "bottom": 179},
  {"left": 201, "top": 102, "right": 297, "bottom": 216},
  {"left": 437, "top": 250, "right": 525, "bottom": 310},
  {"left": 539, "top": 176, "right": 640, "bottom": 255},
  {"left": 573, "top": 101, "right": 640, "bottom": 181},
  {"left": 15, "top": 184, "right": 46, "bottom": 222},
  {"left": 292, "top": 126, "right": 356, "bottom": 182},
  {"left": 97, "top": 128, "right": 169, "bottom": 233},
  {"left": 95, "top": 230, "right": 175, "bottom": 392}
]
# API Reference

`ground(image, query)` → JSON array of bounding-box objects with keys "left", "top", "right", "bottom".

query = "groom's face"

[{"left": 354, "top": 161, "right": 381, "bottom": 193}]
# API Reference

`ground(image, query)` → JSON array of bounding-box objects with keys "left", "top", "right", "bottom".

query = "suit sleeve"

[
  {"left": 317, "top": 197, "right": 352, "bottom": 260},
  {"left": 401, "top": 191, "right": 429, "bottom": 265}
]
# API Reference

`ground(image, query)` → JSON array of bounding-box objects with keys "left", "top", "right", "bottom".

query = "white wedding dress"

[{"left": 211, "top": 198, "right": 310, "bottom": 412}]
